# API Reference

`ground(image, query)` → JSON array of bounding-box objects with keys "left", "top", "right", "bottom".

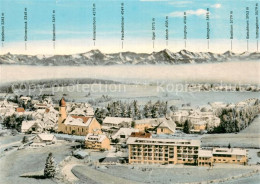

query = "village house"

[
  {"left": 134, "top": 118, "right": 176, "bottom": 135},
  {"left": 102, "top": 117, "right": 133, "bottom": 131},
  {"left": 57, "top": 98, "right": 102, "bottom": 136},
  {"left": 20, "top": 96, "right": 31, "bottom": 104},
  {"left": 16, "top": 107, "right": 25, "bottom": 115},
  {"left": 85, "top": 133, "right": 111, "bottom": 150},
  {"left": 34, "top": 103, "right": 49, "bottom": 110},
  {"left": 21, "top": 120, "right": 43, "bottom": 133},
  {"left": 236, "top": 98, "right": 259, "bottom": 108},
  {"left": 0, "top": 100, "right": 18, "bottom": 116},
  {"left": 191, "top": 121, "right": 207, "bottom": 133},
  {"left": 0, "top": 100, "right": 18, "bottom": 109},
  {"left": 171, "top": 108, "right": 220, "bottom": 132},
  {"left": 130, "top": 132, "right": 152, "bottom": 138},
  {"left": 171, "top": 110, "right": 189, "bottom": 124},
  {"left": 198, "top": 148, "right": 248, "bottom": 166},
  {"left": 31, "top": 133, "right": 57, "bottom": 147},
  {"left": 209, "top": 102, "right": 227, "bottom": 109},
  {"left": 41, "top": 118, "right": 57, "bottom": 131},
  {"left": 111, "top": 128, "right": 139, "bottom": 143},
  {"left": 68, "top": 102, "right": 95, "bottom": 117}
]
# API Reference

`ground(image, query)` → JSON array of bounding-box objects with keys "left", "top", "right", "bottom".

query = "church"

[{"left": 57, "top": 98, "right": 102, "bottom": 136}]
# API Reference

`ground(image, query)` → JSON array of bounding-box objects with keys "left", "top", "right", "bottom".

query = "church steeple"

[
  {"left": 57, "top": 97, "right": 67, "bottom": 132},
  {"left": 59, "top": 97, "right": 66, "bottom": 107}
]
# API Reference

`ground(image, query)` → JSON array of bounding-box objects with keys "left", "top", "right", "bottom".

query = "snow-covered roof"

[
  {"left": 188, "top": 112, "right": 203, "bottom": 119},
  {"left": 111, "top": 128, "right": 139, "bottom": 140},
  {"left": 85, "top": 134, "right": 108, "bottom": 142},
  {"left": 21, "top": 120, "right": 41, "bottom": 130},
  {"left": 64, "top": 116, "right": 93, "bottom": 127},
  {"left": 69, "top": 108, "right": 86, "bottom": 116},
  {"left": 198, "top": 149, "right": 212, "bottom": 157},
  {"left": 172, "top": 110, "right": 189, "bottom": 116},
  {"left": 212, "top": 148, "right": 247, "bottom": 156},
  {"left": 135, "top": 118, "right": 176, "bottom": 133},
  {"left": 158, "top": 120, "right": 176, "bottom": 133},
  {"left": 20, "top": 96, "right": 31, "bottom": 100},
  {"left": 37, "top": 133, "right": 55, "bottom": 141},
  {"left": 193, "top": 121, "right": 207, "bottom": 125},
  {"left": 36, "top": 109, "right": 46, "bottom": 114},
  {"left": 210, "top": 102, "right": 227, "bottom": 108},
  {"left": 103, "top": 117, "right": 133, "bottom": 125},
  {"left": 135, "top": 118, "right": 155, "bottom": 125}
]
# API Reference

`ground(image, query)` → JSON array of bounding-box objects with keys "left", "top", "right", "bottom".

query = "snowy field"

[
  {"left": 73, "top": 164, "right": 259, "bottom": 184},
  {"left": 201, "top": 116, "right": 260, "bottom": 148},
  {"left": 0, "top": 141, "right": 77, "bottom": 184}
]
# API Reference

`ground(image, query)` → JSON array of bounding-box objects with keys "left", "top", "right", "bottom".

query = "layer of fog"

[{"left": 0, "top": 61, "right": 259, "bottom": 85}]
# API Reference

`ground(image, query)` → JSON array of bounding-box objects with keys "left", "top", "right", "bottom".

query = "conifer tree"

[
  {"left": 127, "top": 105, "right": 133, "bottom": 118},
  {"left": 44, "top": 153, "right": 56, "bottom": 178},
  {"left": 133, "top": 100, "right": 141, "bottom": 119}
]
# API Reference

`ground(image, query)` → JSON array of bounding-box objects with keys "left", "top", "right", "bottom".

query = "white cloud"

[
  {"left": 169, "top": 1, "right": 192, "bottom": 7},
  {"left": 169, "top": 9, "right": 207, "bottom": 17},
  {"left": 211, "top": 3, "right": 221, "bottom": 8}
]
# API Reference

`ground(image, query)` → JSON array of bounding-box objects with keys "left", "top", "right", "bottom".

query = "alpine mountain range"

[{"left": 0, "top": 49, "right": 259, "bottom": 65}]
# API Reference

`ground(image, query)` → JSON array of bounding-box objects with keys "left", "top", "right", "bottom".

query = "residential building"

[
  {"left": 171, "top": 110, "right": 189, "bottom": 124},
  {"left": 127, "top": 137, "right": 200, "bottom": 165},
  {"left": 31, "top": 133, "right": 57, "bottom": 147},
  {"left": 69, "top": 106, "right": 94, "bottom": 117},
  {"left": 198, "top": 148, "right": 248, "bottom": 166},
  {"left": 20, "top": 96, "right": 31, "bottom": 104},
  {"left": 16, "top": 107, "right": 25, "bottom": 113},
  {"left": 134, "top": 118, "right": 176, "bottom": 134},
  {"left": 85, "top": 133, "right": 111, "bottom": 150},
  {"left": 102, "top": 117, "right": 133, "bottom": 131},
  {"left": 111, "top": 128, "right": 139, "bottom": 143},
  {"left": 21, "top": 120, "right": 43, "bottom": 133},
  {"left": 130, "top": 132, "right": 152, "bottom": 138},
  {"left": 191, "top": 121, "right": 207, "bottom": 133},
  {"left": 34, "top": 103, "right": 49, "bottom": 109},
  {"left": 209, "top": 102, "right": 227, "bottom": 109}
]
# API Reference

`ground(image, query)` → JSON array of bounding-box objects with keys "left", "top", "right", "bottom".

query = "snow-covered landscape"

[{"left": 0, "top": 60, "right": 259, "bottom": 184}]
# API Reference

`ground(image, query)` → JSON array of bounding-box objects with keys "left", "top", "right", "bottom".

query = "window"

[{"left": 161, "top": 128, "right": 163, "bottom": 132}]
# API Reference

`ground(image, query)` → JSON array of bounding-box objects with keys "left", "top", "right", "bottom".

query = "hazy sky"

[{"left": 0, "top": 0, "right": 259, "bottom": 54}]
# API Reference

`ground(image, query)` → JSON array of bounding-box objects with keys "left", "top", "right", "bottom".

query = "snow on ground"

[
  {"left": 201, "top": 116, "right": 260, "bottom": 149},
  {"left": 73, "top": 164, "right": 259, "bottom": 184},
  {"left": 222, "top": 173, "right": 260, "bottom": 184},
  {"left": 0, "top": 141, "right": 77, "bottom": 184},
  {"left": 73, "top": 165, "right": 142, "bottom": 184}
]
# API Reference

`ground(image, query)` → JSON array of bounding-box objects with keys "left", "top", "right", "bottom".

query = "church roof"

[{"left": 59, "top": 97, "right": 66, "bottom": 107}]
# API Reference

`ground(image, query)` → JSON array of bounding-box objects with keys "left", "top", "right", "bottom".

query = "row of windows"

[
  {"left": 65, "top": 126, "right": 86, "bottom": 133},
  {"left": 213, "top": 159, "right": 241, "bottom": 162}
]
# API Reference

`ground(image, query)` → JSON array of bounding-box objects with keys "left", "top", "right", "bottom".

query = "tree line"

[
  {"left": 211, "top": 103, "right": 259, "bottom": 133},
  {"left": 95, "top": 100, "right": 168, "bottom": 124}
]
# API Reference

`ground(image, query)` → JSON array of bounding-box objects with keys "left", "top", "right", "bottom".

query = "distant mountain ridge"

[{"left": 0, "top": 49, "right": 259, "bottom": 65}]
